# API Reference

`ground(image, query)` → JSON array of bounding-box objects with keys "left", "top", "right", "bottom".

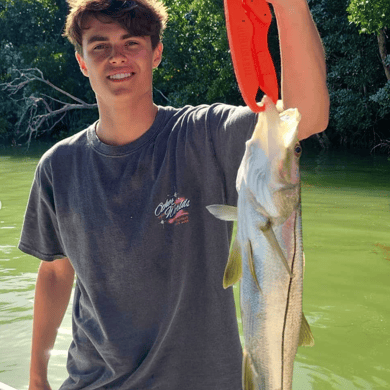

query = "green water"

[{"left": 0, "top": 146, "right": 389, "bottom": 389}]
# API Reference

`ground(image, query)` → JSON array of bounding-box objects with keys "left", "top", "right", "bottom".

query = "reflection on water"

[
  {"left": 0, "top": 148, "right": 389, "bottom": 389},
  {"left": 294, "top": 360, "right": 390, "bottom": 390}
]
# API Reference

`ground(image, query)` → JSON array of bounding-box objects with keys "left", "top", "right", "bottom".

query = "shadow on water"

[
  {"left": 301, "top": 148, "right": 390, "bottom": 190},
  {"left": 0, "top": 142, "right": 54, "bottom": 159},
  {"left": 294, "top": 360, "right": 390, "bottom": 390}
]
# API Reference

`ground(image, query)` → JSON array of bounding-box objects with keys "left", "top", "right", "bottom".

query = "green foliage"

[
  {"left": 309, "top": 0, "right": 389, "bottom": 148},
  {"left": 370, "top": 80, "right": 390, "bottom": 117},
  {"left": 0, "top": 0, "right": 389, "bottom": 151},
  {"left": 347, "top": 0, "right": 390, "bottom": 34},
  {"left": 344, "top": 0, "right": 390, "bottom": 142},
  {"left": 0, "top": 0, "right": 97, "bottom": 143},
  {"left": 0, "top": 0, "right": 58, "bottom": 45},
  {"left": 153, "top": 0, "right": 281, "bottom": 108},
  {"left": 153, "top": 0, "right": 243, "bottom": 107}
]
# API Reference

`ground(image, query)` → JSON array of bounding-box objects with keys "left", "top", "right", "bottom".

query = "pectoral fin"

[
  {"left": 260, "top": 222, "right": 293, "bottom": 277},
  {"left": 223, "top": 238, "right": 242, "bottom": 288},
  {"left": 247, "top": 240, "right": 262, "bottom": 293},
  {"left": 299, "top": 312, "right": 315, "bottom": 347},
  {"left": 206, "top": 205, "right": 238, "bottom": 221}
]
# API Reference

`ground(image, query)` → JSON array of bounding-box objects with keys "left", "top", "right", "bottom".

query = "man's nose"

[{"left": 109, "top": 46, "right": 127, "bottom": 64}]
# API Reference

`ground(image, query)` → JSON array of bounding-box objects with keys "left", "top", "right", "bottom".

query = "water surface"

[{"left": 0, "top": 146, "right": 389, "bottom": 389}]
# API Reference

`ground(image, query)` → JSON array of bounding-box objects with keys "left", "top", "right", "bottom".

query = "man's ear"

[
  {"left": 152, "top": 42, "right": 163, "bottom": 69},
  {"left": 75, "top": 52, "right": 89, "bottom": 77}
]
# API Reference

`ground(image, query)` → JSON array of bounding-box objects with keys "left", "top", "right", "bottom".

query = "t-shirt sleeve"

[
  {"left": 18, "top": 154, "right": 67, "bottom": 261},
  {"left": 206, "top": 104, "right": 258, "bottom": 205}
]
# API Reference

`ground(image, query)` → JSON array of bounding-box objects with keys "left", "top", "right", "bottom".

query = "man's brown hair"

[{"left": 64, "top": 0, "right": 168, "bottom": 54}]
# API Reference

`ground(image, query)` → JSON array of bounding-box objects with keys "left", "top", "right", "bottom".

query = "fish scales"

[
  {"left": 240, "top": 208, "right": 304, "bottom": 390},
  {"left": 207, "top": 97, "right": 313, "bottom": 390}
]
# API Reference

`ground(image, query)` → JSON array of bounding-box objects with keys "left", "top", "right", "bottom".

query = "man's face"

[{"left": 76, "top": 15, "right": 163, "bottom": 106}]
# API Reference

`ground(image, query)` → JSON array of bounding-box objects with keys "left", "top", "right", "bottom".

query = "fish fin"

[
  {"left": 242, "top": 349, "right": 257, "bottom": 390},
  {"left": 247, "top": 240, "right": 262, "bottom": 293},
  {"left": 223, "top": 238, "right": 242, "bottom": 288},
  {"left": 299, "top": 312, "right": 315, "bottom": 347},
  {"left": 260, "top": 222, "right": 293, "bottom": 278},
  {"left": 206, "top": 204, "right": 238, "bottom": 221}
]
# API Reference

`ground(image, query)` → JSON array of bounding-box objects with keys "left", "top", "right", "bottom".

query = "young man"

[{"left": 19, "top": 0, "right": 329, "bottom": 389}]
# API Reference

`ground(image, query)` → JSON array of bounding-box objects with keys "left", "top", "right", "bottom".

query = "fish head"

[{"left": 237, "top": 97, "right": 302, "bottom": 224}]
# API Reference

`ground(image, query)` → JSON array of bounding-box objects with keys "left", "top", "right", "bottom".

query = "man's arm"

[
  {"left": 29, "top": 258, "right": 75, "bottom": 390},
  {"left": 269, "top": 0, "right": 330, "bottom": 139}
]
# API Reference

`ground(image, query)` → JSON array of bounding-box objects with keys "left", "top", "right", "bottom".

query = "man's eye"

[
  {"left": 94, "top": 44, "right": 108, "bottom": 50},
  {"left": 126, "top": 41, "right": 138, "bottom": 47}
]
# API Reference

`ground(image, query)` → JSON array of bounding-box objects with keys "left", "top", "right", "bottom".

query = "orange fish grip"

[{"left": 224, "top": 0, "right": 279, "bottom": 112}]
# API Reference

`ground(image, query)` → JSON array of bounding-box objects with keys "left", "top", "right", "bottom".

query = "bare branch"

[
  {"left": 154, "top": 87, "right": 171, "bottom": 103},
  {"left": 0, "top": 67, "right": 97, "bottom": 145},
  {"left": 371, "top": 139, "right": 390, "bottom": 155}
]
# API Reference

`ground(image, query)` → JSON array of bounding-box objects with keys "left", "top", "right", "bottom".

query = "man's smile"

[{"left": 108, "top": 72, "right": 135, "bottom": 81}]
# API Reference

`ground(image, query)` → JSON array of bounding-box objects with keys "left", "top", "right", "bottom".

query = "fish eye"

[{"left": 294, "top": 143, "right": 302, "bottom": 156}]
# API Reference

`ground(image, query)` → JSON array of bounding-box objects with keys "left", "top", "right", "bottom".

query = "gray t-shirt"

[{"left": 19, "top": 104, "right": 257, "bottom": 389}]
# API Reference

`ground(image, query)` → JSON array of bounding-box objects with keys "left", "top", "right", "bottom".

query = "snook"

[{"left": 207, "top": 97, "right": 314, "bottom": 390}]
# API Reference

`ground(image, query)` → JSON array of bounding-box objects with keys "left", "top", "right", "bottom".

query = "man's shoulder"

[
  {"left": 43, "top": 124, "right": 93, "bottom": 156},
  {"left": 159, "top": 103, "right": 252, "bottom": 127},
  {"left": 37, "top": 123, "right": 94, "bottom": 171},
  {"left": 160, "top": 102, "right": 237, "bottom": 115}
]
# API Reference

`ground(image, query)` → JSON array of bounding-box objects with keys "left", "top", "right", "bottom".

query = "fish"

[{"left": 207, "top": 97, "right": 314, "bottom": 390}]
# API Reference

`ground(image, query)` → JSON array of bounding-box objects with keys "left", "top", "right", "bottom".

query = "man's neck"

[{"left": 95, "top": 98, "right": 158, "bottom": 146}]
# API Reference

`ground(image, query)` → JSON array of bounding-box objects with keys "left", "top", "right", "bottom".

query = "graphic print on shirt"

[{"left": 155, "top": 192, "right": 191, "bottom": 226}]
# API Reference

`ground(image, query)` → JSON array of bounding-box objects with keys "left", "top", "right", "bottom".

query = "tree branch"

[
  {"left": 0, "top": 68, "right": 97, "bottom": 144},
  {"left": 377, "top": 28, "right": 390, "bottom": 81}
]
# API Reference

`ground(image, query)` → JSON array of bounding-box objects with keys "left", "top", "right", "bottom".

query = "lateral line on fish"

[
  {"left": 260, "top": 221, "right": 293, "bottom": 277},
  {"left": 281, "top": 211, "right": 298, "bottom": 389}
]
